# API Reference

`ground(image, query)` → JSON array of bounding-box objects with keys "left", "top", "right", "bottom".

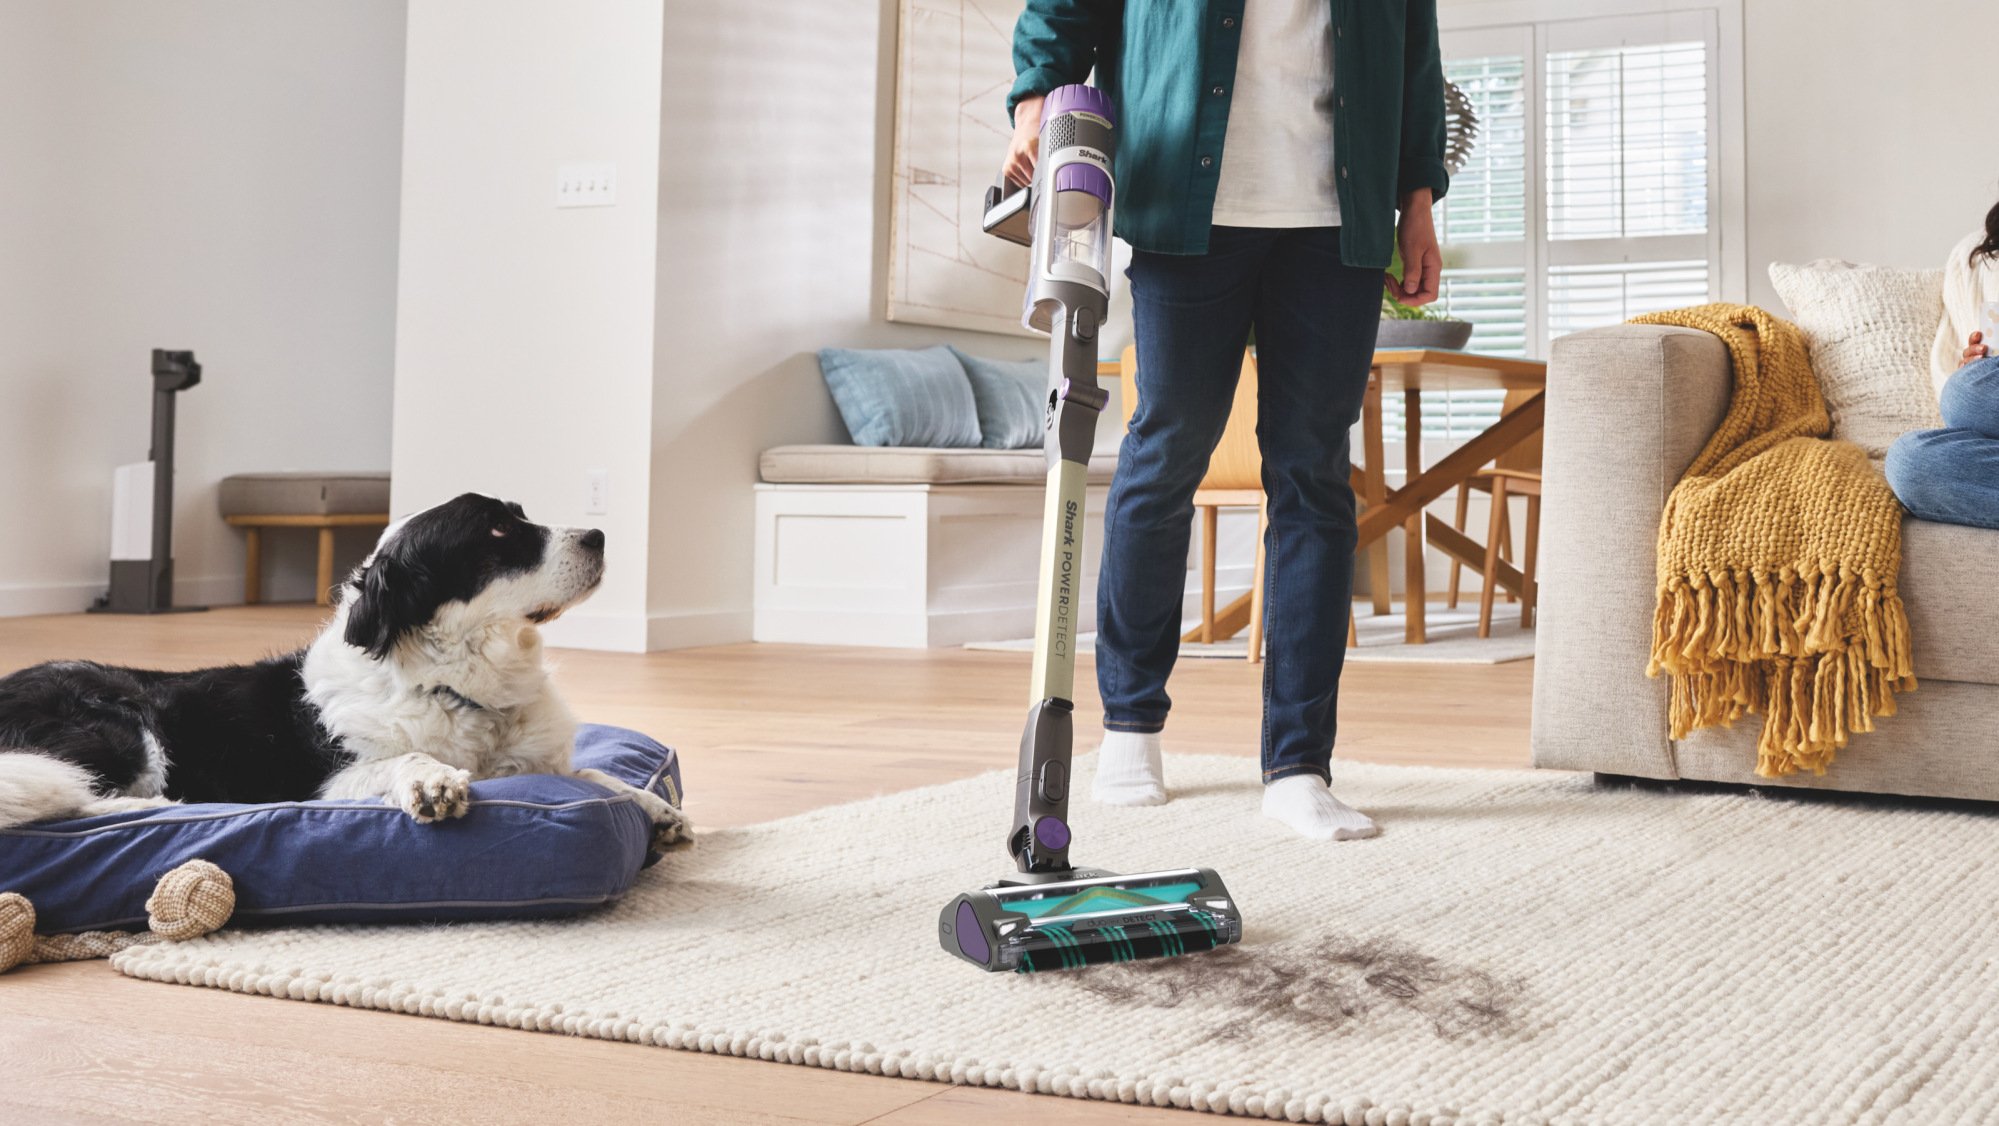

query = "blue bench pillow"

[
  {"left": 0, "top": 724, "right": 681, "bottom": 935},
  {"left": 951, "top": 347, "right": 1049, "bottom": 450},
  {"left": 818, "top": 345, "right": 984, "bottom": 448}
]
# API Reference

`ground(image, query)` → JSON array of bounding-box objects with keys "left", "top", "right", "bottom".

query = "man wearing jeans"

[{"left": 1005, "top": 1, "right": 1449, "bottom": 839}]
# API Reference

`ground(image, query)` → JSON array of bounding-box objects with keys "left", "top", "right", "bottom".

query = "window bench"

[{"left": 753, "top": 446, "right": 1116, "bottom": 648}]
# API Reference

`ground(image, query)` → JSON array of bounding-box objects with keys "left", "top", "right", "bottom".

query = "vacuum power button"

[{"left": 1038, "top": 761, "right": 1068, "bottom": 803}]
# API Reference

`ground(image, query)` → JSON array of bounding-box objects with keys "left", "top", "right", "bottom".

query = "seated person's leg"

[
  {"left": 1885, "top": 426, "right": 1999, "bottom": 531},
  {"left": 1940, "top": 354, "right": 1999, "bottom": 438}
]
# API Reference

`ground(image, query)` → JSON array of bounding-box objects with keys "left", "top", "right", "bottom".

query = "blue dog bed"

[{"left": 0, "top": 724, "right": 681, "bottom": 934}]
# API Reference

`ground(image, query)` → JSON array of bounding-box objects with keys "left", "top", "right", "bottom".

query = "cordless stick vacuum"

[{"left": 938, "top": 85, "right": 1243, "bottom": 973}]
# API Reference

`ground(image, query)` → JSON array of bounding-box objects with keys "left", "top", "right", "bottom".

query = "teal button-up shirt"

[{"left": 1009, "top": 0, "right": 1449, "bottom": 268}]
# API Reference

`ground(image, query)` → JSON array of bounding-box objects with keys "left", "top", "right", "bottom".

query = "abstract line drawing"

[{"left": 888, "top": 0, "right": 1035, "bottom": 336}]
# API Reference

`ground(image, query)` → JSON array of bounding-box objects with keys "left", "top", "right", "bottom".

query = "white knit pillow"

[{"left": 1768, "top": 260, "right": 1944, "bottom": 458}]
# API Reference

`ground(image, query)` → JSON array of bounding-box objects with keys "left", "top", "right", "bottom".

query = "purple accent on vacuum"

[
  {"left": 955, "top": 902, "right": 990, "bottom": 962},
  {"left": 1034, "top": 816, "right": 1071, "bottom": 851},
  {"left": 1051, "top": 162, "right": 1113, "bottom": 206},
  {"left": 1043, "top": 84, "right": 1115, "bottom": 126}
]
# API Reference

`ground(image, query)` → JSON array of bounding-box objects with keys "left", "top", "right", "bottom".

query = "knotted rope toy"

[{"left": 0, "top": 858, "right": 235, "bottom": 973}]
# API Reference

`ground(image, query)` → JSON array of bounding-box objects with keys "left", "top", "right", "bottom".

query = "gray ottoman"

[{"left": 218, "top": 472, "right": 391, "bottom": 605}]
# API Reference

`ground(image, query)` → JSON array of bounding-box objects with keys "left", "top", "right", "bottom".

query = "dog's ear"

[{"left": 343, "top": 549, "right": 434, "bottom": 659}]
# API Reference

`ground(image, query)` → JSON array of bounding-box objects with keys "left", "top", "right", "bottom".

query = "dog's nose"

[{"left": 580, "top": 528, "right": 605, "bottom": 553}]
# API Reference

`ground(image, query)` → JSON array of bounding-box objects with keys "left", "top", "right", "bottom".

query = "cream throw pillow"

[{"left": 1768, "top": 260, "right": 1944, "bottom": 459}]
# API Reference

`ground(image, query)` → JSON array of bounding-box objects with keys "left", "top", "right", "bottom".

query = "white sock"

[
  {"left": 1262, "top": 774, "right": 1378, "bottom": 840},
  {"left": 1092, "top": 730, "right": 1168, "bottom": 806}
]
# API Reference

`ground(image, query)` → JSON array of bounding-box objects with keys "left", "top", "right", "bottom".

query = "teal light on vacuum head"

[{"left": 993, "top": 880, "right": 1206, "bottom": 921}]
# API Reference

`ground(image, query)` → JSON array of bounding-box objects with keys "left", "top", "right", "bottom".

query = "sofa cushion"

[
  {"left": 1768, "top": 260, "right": 1944, "bottom": 459},
  {"left": 950, "top": 347, "right": 1047, "bottom": 450},
  {"left": 760, "top": 445, "right": 1117, "bottom": 486},
  {"left": 218, "top": 471, "right": 390, "bottom": 518},
  {"left": 1900, "top": 517, "right": 1999, "bottom": 687},
  {"left": 816, "top": 346, "right": 983, "bottom": 449}
]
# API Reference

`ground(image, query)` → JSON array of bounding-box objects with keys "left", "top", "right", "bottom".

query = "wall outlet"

[
  {"left": 585, "top": 470, "right": 610, "bottom": 515},
  {"left": 556, "top": 162, "right": 617, "bottom": 208}
]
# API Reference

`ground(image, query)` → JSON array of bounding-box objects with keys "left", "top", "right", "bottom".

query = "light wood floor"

[{"left": 5, "top": 605, "right": 1534, "bottom": 1125}]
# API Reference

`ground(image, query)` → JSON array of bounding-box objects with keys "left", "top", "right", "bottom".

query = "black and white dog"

[{"left": 0, "top": 493, "right": 685, "bottom": 841}]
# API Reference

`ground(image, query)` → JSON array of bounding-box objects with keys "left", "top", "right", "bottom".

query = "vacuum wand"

[{"left": 941, "top": 85, "right": 1242, "bottom": 972}]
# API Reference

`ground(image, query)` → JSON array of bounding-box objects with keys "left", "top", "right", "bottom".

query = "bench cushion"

[
  {"left": 759, "top": 445, "right": 1118, "bottom": 486},
  {"left": 219, "top": 472, "right": 391, "bottom": 518}
]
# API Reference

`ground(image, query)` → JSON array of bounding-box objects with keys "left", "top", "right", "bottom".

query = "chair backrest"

[
  {"left": 1492, "top": 387, "right": 1542, "bottom": 474},
  {"left": 1117, "top": 344, "right": 1263, "bottom": 491}
]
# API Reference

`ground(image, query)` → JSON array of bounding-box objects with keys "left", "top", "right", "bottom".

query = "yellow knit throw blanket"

[{"left": 1632, "top": 303, "right": 1915, "bottom": 777}]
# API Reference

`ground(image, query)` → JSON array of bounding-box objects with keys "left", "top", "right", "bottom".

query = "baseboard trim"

[
  {"left": 647, "top": 609, "right": 752, "bottom": 652},
  {"left": 542, "top": 609, "right": 754, "bottom": 653},
  {"left": 0, "top": 575, "right": 244, "bottom": 619},
  {"left": 541, "top": 612, "right": 650, "bottom": 654}
]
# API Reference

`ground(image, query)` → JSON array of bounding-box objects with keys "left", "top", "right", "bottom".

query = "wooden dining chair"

[
  {"left": 1117, "top": 345, "right": 1269, "bottom": 662},
  {"left": 1442, "top": 387, "right": 1543, "bottom": 637}
]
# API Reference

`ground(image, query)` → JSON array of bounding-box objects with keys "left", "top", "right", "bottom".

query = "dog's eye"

[{"left": 491, "top": 525, "right": 509, "bottom": 538}]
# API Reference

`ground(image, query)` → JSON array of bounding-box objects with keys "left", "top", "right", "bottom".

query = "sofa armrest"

[{"left": 1530, "top": 324, "right": 1732, "bottom": 779}]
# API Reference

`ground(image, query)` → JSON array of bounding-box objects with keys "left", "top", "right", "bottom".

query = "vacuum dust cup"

[{"left": 939, "top": 84, "right": 1244, "bottom": 973}]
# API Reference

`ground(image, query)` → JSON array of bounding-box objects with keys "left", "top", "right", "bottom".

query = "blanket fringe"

[{"left": 1649, "top": 567, "right": 1915, "bottom": 778}]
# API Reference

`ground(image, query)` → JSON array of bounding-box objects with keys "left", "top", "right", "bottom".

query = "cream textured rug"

[
  {"left": 116, "top": 755, "right": 1999, "bottom": 1125},
  {"left": 966, "top": 602, "right": 1537, "bottom": 664}
]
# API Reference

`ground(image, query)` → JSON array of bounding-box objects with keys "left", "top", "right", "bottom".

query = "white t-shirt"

[
  {"left": 1933, "top": 229, "right": 1999, "bottom": 398},
  {"left": 1210, "top": 0, "right": 1341, "bottom": 229}
]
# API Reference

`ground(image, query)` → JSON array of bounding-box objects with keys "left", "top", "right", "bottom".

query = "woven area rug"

[
  {"left": 966, "top": 602, "right": 1537, "bottom": 664},
  {"left": 116, "top": 755, "right": 1999, "bottom": 1125}
]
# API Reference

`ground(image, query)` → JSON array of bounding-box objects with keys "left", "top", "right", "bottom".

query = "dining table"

[{"left": 1097, "top": 348, "right": 1549, "bottom": 649}]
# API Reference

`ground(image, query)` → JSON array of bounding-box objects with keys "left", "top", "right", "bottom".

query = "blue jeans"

[
  {"left": 1098, "top": 226, "right": 1382, "bottom": 784},
  {"left": 1885, "top": 356, "right": 1999, "bottom": 531}
]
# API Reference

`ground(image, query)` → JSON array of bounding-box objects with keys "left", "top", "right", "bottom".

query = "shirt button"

[
  {"left": 1211, "top": 85, "right": 1226, "bottom": 96},
  {"left": 1338, "top": 95, "right": 1346, "bottom": 108},
  {"left": 1341, "top": 166, "right": 1350, "bottom": 179},
  {"left": 1222, "top": 16, "right": 1237, "bottom": 28},
  {"left": 1200, "top": 156, "right": 1215, "bottom": 169}
]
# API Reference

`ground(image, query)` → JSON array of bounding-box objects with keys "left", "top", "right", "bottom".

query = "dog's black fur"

[
  {"left": 0, "top": 656, "right": 338, "bottom": 804},
  {"left": 0, "top": 494, "right": 592, "bottom": 812}
]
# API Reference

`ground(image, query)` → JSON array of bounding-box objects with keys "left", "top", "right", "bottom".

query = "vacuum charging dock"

[{"left": 92, "top": 349, "right": 208, "bottom": 615}]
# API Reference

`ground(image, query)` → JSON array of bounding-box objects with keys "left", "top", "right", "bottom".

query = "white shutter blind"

[
  {"left": 1546, "top": 260, "right": 1710, "bottom": 339},
  {"left": 1408, "top": 14, "right": 1723, "bottom": 445},
  {"left": 1545, "top": 41, "right": 1708, "bottom": 241},
  {"left": 1438, "top": 55, "right": 1528, "bottom": 246},
  {"left": 1414, "top": 51, "right": 1532, "bottom": 439}
]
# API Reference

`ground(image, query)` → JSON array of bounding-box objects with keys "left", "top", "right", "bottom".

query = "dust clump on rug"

[{"left": 1057, "top": 934, "right": 1529, "bottom": 1041}]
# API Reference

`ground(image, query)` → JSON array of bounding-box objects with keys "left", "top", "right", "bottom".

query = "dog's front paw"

[
  {"left": 647, "top": 800, "right": 692, "bottom": 850},
  {"left": 398, "top": 764, "right": 472, "bottom": 823}
]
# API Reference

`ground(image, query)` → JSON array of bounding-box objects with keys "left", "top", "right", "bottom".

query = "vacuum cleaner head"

[{"left": 941, "top": 867, "right": 1242, "bottom": 973}]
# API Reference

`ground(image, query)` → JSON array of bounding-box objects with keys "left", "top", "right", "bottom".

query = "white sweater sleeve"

[{"left": 1933, "top": 230, "right": 1991, "bottom": 398}]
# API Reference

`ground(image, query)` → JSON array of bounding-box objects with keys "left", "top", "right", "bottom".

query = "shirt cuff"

[
  {"left": 1008, "top": 67, "right": 1069, "bottom": 123},
  {"left": 1398, "top": 157, "right": 1452, "bottom": 205}
]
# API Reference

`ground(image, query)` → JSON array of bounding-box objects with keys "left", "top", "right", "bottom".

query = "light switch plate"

[{"left": 556, "top": 163, "right": 617, "bottom": 208}]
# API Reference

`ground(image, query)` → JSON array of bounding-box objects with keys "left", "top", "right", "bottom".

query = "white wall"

[
  {"left": 0, "top": 1, "right": 406, "bottom": 615},
  {"left": 393, "top": 0, "right": 666, "bottom": 651},
  {"left": 1741, "top": 0, "right": 1992, "bottom": 306},
  {"left": 643, "top": 0, "right": 1043, "bottom": 648}
]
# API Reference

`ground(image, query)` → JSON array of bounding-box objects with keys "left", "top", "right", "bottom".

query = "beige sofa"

[{"left": 1532, "top": 325, "right": 1999, "bottom": 800}]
